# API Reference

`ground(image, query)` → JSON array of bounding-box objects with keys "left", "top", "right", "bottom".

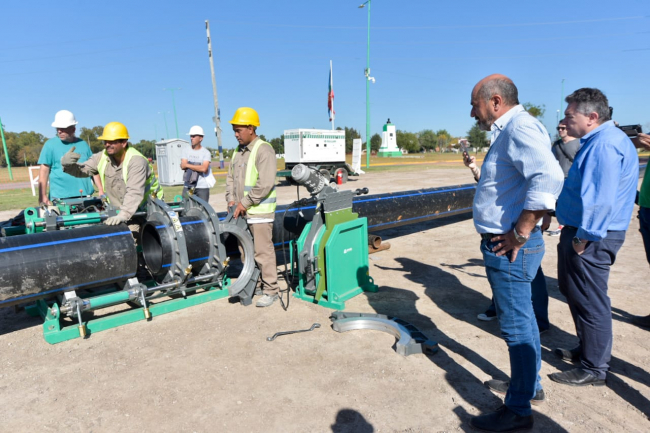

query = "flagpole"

[{"left": 330, "top": 60, "right": 334, "bottom": 130}]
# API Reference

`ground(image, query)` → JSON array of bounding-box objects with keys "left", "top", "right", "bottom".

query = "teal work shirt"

[{"left": 37, "top": 137, "right": 94, "bottom": 199}]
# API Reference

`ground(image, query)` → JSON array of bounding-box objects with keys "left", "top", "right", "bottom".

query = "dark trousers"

[
  {"left": 557, "top": 226, "right": 625, "bottom": 378},
  {"left": 638, "top": 206, "right": 650, "bottom": 265},
  {"left": 182, "top": 187, "right": 209, "bottom": 202}
]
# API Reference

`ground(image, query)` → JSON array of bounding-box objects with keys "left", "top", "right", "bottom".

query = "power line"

[
  {"left": 209, "top": 15, "right": 648, "bottom": 30},
  {"left": 0, "top": 37, "right": 197, "bottom": 64},
  {"left": 214, "top": 30, "right": 647, "bottom": 47}
]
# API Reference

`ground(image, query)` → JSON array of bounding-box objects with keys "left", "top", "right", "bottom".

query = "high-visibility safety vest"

[
  {"left": 244, "top": 139, "right": 277, "bottom": 215},
  {"left": 97, "top": 146, "right": 163, "bottom": 210}
]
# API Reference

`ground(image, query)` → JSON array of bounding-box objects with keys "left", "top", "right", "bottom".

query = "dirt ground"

[{"left": 1, "top": 167, "right": 649, "bottom": 432}]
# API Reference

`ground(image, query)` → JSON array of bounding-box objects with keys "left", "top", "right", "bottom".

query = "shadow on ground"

[
  {"left": 366, "top": 256, "right": 567, "bottom": 430},
  {"left": 374, "top": 254, "right": 650, "bottom": 423}
]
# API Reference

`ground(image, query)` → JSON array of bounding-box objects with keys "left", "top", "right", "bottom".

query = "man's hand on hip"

[
  {"left": 490, "top": 231, "right": 526, "bottom": 263},
  {"left": 573, "top": 240, "right": 587, "bottom": 255},
  {"left": 60, "top": 146, "right": 81, "bottom": 166}
]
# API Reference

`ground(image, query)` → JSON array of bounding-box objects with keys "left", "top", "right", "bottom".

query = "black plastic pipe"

[
  {"left": 0, "top": 224, "right": 137, "bottom": 307},
  {"left": 141, "top": 216, "right": 212, "bottom": 282},
  {"left": 217, "top": 183, "right": 477, "bottom": 248}
]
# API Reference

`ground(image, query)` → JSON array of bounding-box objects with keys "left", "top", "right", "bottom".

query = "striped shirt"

[{"left": 473, "top": 105, "right": 564, "bottom": 234}]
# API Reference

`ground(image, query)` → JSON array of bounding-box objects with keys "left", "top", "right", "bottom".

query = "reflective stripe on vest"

[
  {"left": 97, "top": 146, "right": 164, "bottom": 210},
  {"left": 244, "top": 139, "right": 277, "bottom": 214}
]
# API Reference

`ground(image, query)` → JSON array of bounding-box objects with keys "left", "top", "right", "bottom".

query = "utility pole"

[
  {"left": 359, "top": 0, "right": 374, "bottom": 169},
  {"left": 205, "top": 20, "right": 225, "bottom": 169},
  {"left": 560, "top": 78, "right": 564, "bottom": 118},
  {"left": 154, "top": 124, "right": 158, "bottom": 161},
  {"left": 0, "top": 118, "right": 13, "bottom": 180},
  {"left": 164, "top": 88, "right": 181, "bottom": 138}
]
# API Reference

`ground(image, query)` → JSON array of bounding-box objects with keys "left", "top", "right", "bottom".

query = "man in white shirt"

[{"left": 181, "top": 125, "right": 212, "bottom": 201}]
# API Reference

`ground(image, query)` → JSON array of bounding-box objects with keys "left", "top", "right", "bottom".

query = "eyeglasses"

[{"left": 556, "top": 127, "right": 566, "bottom": 131}]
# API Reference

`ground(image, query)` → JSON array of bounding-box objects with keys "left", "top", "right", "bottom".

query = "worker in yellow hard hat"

[
  {"left": 61, "top": 122, "right": 163, "bottom": 228},
  {"left": 226, "top": 107, "right": 280, "bottom": 307}
]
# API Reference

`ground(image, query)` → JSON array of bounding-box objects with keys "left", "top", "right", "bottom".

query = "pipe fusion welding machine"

[{"left": 0, "top": 164, "right": 392, "bottom": 344}]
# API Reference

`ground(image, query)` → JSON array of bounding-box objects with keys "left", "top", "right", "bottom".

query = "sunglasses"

[{"left": 556, "top": 127, "right": 566, "bottom": 131}]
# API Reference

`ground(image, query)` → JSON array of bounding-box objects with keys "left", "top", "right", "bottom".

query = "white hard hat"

[
  {"left": 187, "top": 125, "right": 204, "bottom": 136},
  {"left": 51, "top": 110, "right": 78, "bottom": 128}
]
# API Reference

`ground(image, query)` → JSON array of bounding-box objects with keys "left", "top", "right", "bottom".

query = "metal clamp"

[{"left": 330, "top": 312, "right": 438, "bottom": 357}]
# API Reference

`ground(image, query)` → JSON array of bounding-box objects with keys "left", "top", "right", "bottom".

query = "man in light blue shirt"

[
  {"left": 551, "top": 88, "right": 638, "bottom": 388},
  {"left": 468, "top": 74, "right": 563, "bottom": 433}
]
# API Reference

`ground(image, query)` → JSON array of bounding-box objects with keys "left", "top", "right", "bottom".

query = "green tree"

[
  {"left": 435, "top": 129, "right": 451, "bottom": 151},
  {"left": 396, "top": 130, "right": 419, "bottom": 153},
  {"left": 79, "top": 126, "right": 105, "bottom": 153},
  {"left": 132, "top": 139, "right": 156, "bottom": 159},
  {"left": 417, "top": 129, "right": 437, "bottom": 151},
  {"left": 370, "top": 133, "right": 382, "bottom": 152},
  {"left": 269, "top": 135, "right": 284, "bottom": 154},
  {"left": 523, "top": 102, "right": 546, "bottom": 119},
  {"left": 3, "top": 131, "right": 47, "bottom": 166},
  {"left": 467, "top": 123, "right": 488, "bottom": 149},
  {"left": 336, "top": 126, "right": 361, "bottom": 153}
]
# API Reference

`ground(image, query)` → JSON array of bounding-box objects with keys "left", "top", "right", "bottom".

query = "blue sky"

[{"left": 1, "top": 0, "right": 649, "bottom": 150}]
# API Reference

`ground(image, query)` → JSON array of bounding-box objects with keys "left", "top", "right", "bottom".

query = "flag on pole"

[{"left": 328, "top": 61, "right": 335, "bottom": 122}]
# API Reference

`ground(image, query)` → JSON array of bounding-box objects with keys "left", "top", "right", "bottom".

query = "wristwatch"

[
  {"left": 572, "top": 236, "right": 585, "bottom": 246},
  {"left": 513, "top": 227, "right": 529, "bottom": 244}
]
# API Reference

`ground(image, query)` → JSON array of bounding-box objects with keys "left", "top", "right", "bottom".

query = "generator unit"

[
  {"left": 155, "top": 139, "right": 190, "bottom": 186},
  {"left": 280, "top": 129, "right": 356, "bottom": 184}
]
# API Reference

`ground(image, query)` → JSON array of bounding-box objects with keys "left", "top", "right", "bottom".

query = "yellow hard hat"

[
  {"left": 98, "top": 122, "right": 129, "bottom": 141},
  {"left": 228, "top": 107, "right": 260, "bottom": 127}
]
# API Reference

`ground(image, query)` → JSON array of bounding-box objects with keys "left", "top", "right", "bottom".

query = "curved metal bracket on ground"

[{"left": 330, "top": 311, "right": 438, "bottom": 357}]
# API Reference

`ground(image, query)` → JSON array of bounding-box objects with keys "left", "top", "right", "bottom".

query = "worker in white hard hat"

[
  {"left": 181, "top": 125, "right": 212, "bottom": 201},
  {"left": 226, "top": 107, "right": 280, "bottom": 308},
  {"left": 37, "top": 110, "right": 103, "bottom": 205}
]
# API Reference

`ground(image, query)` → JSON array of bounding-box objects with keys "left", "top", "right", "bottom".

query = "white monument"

[{"left": 378, "top": 118, "right": 401, "bottom": 157}]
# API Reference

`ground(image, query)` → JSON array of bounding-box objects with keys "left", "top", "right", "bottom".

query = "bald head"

[
  {"left": 470, "top": 74, "right": 520, "bottom": 131},
  {"left": 473, "top": 74, "right": 519, "bottom": 106}
]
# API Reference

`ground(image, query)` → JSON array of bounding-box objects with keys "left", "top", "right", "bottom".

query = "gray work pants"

[{"left": 248, "top": 221, "right": 280, "bottom": 295}]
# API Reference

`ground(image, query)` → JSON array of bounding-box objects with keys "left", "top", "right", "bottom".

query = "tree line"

[
  {"left": 1, "top": 103, "right": 544, "bottom": 166},
  {"left": 257, "top": 125, "right": 485, "bottom": 155},
  {"left": 0, "top": 126, "right": 158, "bottom": 167}
]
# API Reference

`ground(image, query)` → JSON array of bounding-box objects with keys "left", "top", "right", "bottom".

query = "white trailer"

[{"left": 282, "top": 129, "right": 356, "bottom": 183}]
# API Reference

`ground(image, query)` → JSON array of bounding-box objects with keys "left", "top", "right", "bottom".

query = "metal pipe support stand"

[{"left": 24, "top": 278, "right": 232, "bottom": 344}]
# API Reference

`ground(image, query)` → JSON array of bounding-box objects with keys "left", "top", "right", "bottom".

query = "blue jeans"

[
  {"left": 481, "top": 230, "right": 544, "bottom": 416},
  {"left": 485, "top": 266, "right": 549, "bottom": 331}
]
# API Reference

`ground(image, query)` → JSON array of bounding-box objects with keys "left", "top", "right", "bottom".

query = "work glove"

[
  {"left": 60, "top": 146, "right": 81, "bottom": 166},
  {"left": 104, "top": 214, "right": 128, "bottom": 226}
]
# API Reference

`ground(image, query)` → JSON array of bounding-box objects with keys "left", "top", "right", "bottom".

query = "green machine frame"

[
  {"left": 24, "top": 280, "right": 231, "bottom": 345},
  {"left": 291, "top": 207, "right": 377, "bottom": 310}
]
